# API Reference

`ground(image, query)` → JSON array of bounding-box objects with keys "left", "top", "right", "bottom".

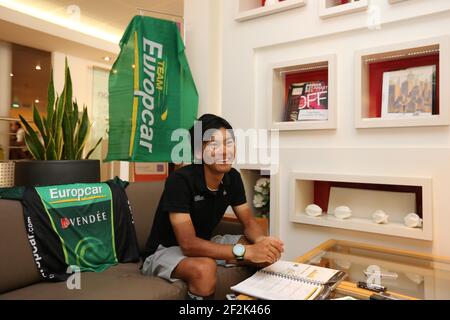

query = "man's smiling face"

[{"left": 201, "top": 127, "right": 235, "bottom": 174}]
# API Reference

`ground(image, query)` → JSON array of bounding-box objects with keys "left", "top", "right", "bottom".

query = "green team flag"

[{"left": 107, "top": 16, "right": 198, "bottom": 162}]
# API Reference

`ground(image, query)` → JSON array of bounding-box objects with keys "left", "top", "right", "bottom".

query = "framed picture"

[
  {"left": 381, "top": 65, "right": 436, "bottom": 118},
  {"left": 130, "top": 162, "right": 168, "bottom": 182}
]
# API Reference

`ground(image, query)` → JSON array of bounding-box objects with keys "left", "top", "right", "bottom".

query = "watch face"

[{"left": 233, "top": 244, "right": 245, "bottom": 257}]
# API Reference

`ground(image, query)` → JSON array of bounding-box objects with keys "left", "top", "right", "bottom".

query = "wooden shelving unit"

[{"left": 289, "top": 172, "right": 433, "bottom": 240}]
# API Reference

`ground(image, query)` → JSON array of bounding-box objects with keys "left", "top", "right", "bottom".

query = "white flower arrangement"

[{"left": 253, "top": 177, "right": 270, "bottom": 218}]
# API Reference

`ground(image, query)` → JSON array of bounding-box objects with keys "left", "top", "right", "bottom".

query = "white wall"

[
  {"left": 185, "top": 0, "right": 450, "bottom": 258},
  {"left": 52, "top": 52, "right": 110, "bottom": 117},
  {"left": 184, "top": 0, "right": 223, "bottom": 116}
]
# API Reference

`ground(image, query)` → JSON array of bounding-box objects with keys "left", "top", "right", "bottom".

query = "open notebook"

[{"left": 231, "top": 260, "right": 347, "bottom": 300}]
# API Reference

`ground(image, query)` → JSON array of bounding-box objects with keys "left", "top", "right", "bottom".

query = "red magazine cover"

[{"left": 284, "top": 81, "right": 328, "bottom": 121}]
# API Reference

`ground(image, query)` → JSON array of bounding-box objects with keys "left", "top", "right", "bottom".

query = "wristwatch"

[{"left": 232, "top": 243, "right": 246, "bottom": 260}]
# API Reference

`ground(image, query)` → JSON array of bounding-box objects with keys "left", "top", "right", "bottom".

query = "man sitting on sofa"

[{"left": 141, "top": 114, "right": 284, "bottom": 300}]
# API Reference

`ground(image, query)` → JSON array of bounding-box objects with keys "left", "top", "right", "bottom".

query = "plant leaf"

[
  {"left": 64, "top": 58, "right": 73, "bottom": 111},
  {"left": 51, "top": 95, "right": 59, "bottom": 135},
  {"left": 72, "top": 100, "right": 79, "bottom": 130},
  {"left": 46, "top": 70, "right": 55, "bottom": 129},
  {"left": 55, "top": 93, "right": 65, "bottom": 159},
  {"left": 32, "top": 105, "right": 47, "bottom": 145},
  {"left": 85, "top": 137, "right": 103, "bottom": 159},
  {"left": 19, "top": 115, "right": 45, "bottom": 160},
  {"left": 45, "top": 135, "right": 57, "bottom": 160},
  {"left": 76, "top": 107, "right": 89, "bottom": 151},
  {"left": 24, "top": 133, "right": 44, "bottom": 160},
  {"left": 62, "top": 112, "right": 74, "bottom": 159}
]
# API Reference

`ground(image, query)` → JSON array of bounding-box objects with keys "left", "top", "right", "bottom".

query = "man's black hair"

[
  {"left": 189, "top": 114, "right": 234, "bottom": 160},
  {"left": 15, "top": 121, "right": 22, "bottom": 128}
]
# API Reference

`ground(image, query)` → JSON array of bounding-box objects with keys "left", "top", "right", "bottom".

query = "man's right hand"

[{"left": 244, "top": 237, "right": 284, "bottom": 264}]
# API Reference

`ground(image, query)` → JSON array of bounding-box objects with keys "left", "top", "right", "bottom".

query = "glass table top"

[{"left": 298, "top": 240, "right": 450, "bottom": 300}]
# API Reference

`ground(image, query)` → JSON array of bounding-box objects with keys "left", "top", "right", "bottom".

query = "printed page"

[
  {"left": 263, "top": 260, "right": 339, "bottom": 284},
  {"left": 231, "top": 271, "right": 321, "bottom": 300}
]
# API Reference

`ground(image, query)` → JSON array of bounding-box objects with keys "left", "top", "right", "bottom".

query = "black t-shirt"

[{"left": 143, "top": 164, "right": 247, "bottom": 258}]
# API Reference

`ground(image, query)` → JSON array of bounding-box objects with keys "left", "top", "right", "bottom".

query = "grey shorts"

[{"left": 141, "top": 234, "right": 243, "bottom": 282}]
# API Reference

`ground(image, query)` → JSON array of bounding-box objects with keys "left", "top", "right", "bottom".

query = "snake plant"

[{"left": 20, "top": 58, "right": 102, "bottom": 160}]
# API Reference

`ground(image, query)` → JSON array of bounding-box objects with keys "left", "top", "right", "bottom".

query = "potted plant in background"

[
  {"left": 15, "top": 59, "right": 102, "bottom": 187},
  {"left": 253, "top": 177, "right": 270, "bottom": 235}
]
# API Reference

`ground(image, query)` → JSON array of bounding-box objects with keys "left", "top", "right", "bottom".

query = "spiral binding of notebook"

[{"left": 259, "top": 269, "right": 324, "bottom": 286}]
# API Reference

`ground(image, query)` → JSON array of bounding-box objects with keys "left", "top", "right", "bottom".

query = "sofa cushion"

[
  {"left": 0, "top": 262, "right": 253, "bottom": 300},
  {"left": 0, "top": 263, "right": 186, "bottom": 300},
  {"left": 125, "top": 181, "right": 165, "bottom": 254},
  {"left": 0, "top": 200, "right": 41, "bottom": 294},
  {"left": 212, "top": 220, "right": 245, "bottom": 237}
]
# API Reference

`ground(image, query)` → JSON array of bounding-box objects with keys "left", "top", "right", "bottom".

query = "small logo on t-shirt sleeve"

[{"left": 194, "top": 195, "right": 205, "bottom": 202}]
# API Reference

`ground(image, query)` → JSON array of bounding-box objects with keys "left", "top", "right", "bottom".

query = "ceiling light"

[
  {"left": 0, "top": 1, "right": 120, "bottom": 43},
  {"left": 132, "top": 64, "right": 135, "bottom": 69},
  {"left": 9, "top": 73, "right": 14, "bottom": 77},
  {"left": 103, "top": 56, "right": 111, "bottom": 62},
  {"left": 35, "top": 99, "right": 40, "bottom": 104},
  {"left": 35, "top": 65, "right": 42, "bottom": 71},
  {"left": 12, "top": 103, "right": 20, "bottom": 108}
]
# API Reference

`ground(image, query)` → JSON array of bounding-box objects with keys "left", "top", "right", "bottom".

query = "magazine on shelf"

[
  {"left": 231, "top": 260, "right": 347, "bottom": 300},
  {"left": 284, "top": 81, "right": 329, "bottom": 122}
]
